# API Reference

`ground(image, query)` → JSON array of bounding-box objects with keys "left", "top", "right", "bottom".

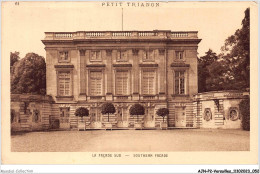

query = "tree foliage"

[
  {"left": 10, "top": 52, "right": 20, "bottom": 67},
  {"left": 129, "top": 104, "right": 145, "bottom": 116},
  {"left": 156, "top": 108, "right": 169, "bottom": 122},
  {"left": 75, "top": 107, "right": 89, "bottom": 117},
  {"left": 129, "top": 104, "right": 145, "bottom": 122},
  {"left": 220, "top": 8, "right": 250, "bottom": 90},
  {"left": 198, "top": 49, "right": 219, "bottom": 92},
  {"left": 101, "top": 102, "right": 116, "bottom": 122},
  {"left": 11, "top": 53, "right": 46, "bottom": 95},
  {"left": 239, "top": 99, "right": 250, "bottom": 131},
  {"left": 198, "top": 8, "right": 250, "bottom": 92}
]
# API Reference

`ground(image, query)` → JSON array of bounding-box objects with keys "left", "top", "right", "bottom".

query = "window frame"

[
  {"left": 140, "top": 68, "right": 157, "bottom": 95},
  {"left": 175, "top": 50, "right": 185, "bottom": 61},
  {"left": 57, "top": 71, "right": 72, "bottom": 97},
  {"left": 88, "top": 70, "right": 104, "bottom": 96},
  {"left": 58, "top": 50, "right": 70, "bottom": 63},
  {"left": 142, "top": 49, "right": 155, "bottom": 62},
  {"left": 117, "top": 50, "right": 128, "bottom": 62},
  {"left": 115, "top": 70, "right": 130, "bottom": 95},
  {"left": 90, "top": 50, "right": 102, "bottom": 62}
]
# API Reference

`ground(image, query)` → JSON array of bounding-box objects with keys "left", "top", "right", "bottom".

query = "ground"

[{"left": 11, "top": 129, "right": 249, "bottom": 152}]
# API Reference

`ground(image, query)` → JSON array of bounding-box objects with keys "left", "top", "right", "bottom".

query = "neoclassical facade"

[{"left": 41, "top": 30, "right": 201, "bottom": 129}]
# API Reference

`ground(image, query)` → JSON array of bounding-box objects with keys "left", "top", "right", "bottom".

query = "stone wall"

[
  {"left": 11, "top": 94, "right": 53, "bottom": 132},
  {"left": 194, "top": 90, "right": 249, "bottom": 129}
]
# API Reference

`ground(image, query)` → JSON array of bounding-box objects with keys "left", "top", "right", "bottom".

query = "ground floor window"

[
  {"left": 60, "top": 107, "right": 70, "bottom": 123},
  {"left": 117, "top": 107, "right": 128, "bottom": 121},
  {"left": 33, "top": 109, "right": 41, "bottom": 123}
]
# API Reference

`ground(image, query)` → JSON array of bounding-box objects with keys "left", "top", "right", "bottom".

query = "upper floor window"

[
  {"left": 175, "top": 71, "right": 185, "bottom": 94},
  {"left": 142, "top": 70, "right": 155, "bottom": 95},
  {"left": 175, "top": 51, "right": 184, "bottom": 60},
  {"left": 115, "top": 71, "right": 128, "bottom": 95},
  {"left": 58, "top": 71, "right": 71, "bottom": 96},
  {"left": 143, "top": 50, "right": 155, "bottom": 62},
  {"left": 90, "top": 71, "right": 102, "bottom": 95},
  {"left": 117, "top": 50, "right": 128, "bottom": 62},
  {"left": 59, "top": 51, "right": 70, "bottom": 63},
  {"left": 90, "top": 50, "right": 102, "bottom": 61}
]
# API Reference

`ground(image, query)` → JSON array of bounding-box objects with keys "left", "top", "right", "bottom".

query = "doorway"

[{"left": 175, "top": 107, "right": 186, "bottom": 127}]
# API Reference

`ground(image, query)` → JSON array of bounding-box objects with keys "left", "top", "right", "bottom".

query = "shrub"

[
  {"left": 101, "top": 102, "right": 116, "bottom": 122},
  {"left": 75, "top": 107, "right": 89, "bottom": 122},
  {"left": 156, "top": 108, "right": 169, "bottom": 122},
  {"left": 239, "top": 99, "right": 250, "bottom": 131},
  {"left": 129, "top": 104, "right": 145, "bottom": 122}
]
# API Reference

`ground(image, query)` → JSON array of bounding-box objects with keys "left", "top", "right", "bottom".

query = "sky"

[{"left": 2, "top": 1, "right": 251, "bottom": 58}]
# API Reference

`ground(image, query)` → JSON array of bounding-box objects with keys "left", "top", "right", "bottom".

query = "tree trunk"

[
  {"left": 163, "top": 116, "right": 164, "bottom": 123},
  {"left": 108, "top": 113, "right": 110, "bottom": 122}
]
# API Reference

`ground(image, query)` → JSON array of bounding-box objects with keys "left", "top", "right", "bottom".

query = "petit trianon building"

[{"left": 10, "top": 30, "right": 249, "bottom": 131}]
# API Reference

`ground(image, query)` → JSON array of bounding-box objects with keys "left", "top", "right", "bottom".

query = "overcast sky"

[{"left": 2, "top": 1, "right": 251, "bottom": 58}]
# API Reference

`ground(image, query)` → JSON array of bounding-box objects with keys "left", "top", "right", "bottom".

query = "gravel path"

[{"left": 11, "top": 129, "right": 250, "bottom": 152}]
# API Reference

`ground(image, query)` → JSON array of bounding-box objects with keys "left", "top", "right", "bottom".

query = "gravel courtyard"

[{"left": 11, "top": 129, "right": 250, "bottom": 152}]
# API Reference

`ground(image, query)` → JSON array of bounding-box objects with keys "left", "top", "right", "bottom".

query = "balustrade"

[{"left": 45, "top": 31, "right": 198, "bottom": 40}]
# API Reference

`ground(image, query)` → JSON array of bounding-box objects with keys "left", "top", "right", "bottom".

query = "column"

[
  {"left": 106, "top": 49, "right": 113, "bottom": 101},
  {"left": 132, "top": 49, "right": 139, "bottom": 100},
  {"left": 79, "top": 49, "right": 86, "bottom": 100},
  {"left": 159, "top": 49, "right": 166, "bottom": 100}
]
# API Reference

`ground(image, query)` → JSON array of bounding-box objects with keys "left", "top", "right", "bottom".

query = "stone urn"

[
  {"left": 143, "top": 120, "right": 155, "bottom": 128},
  {"left": 90, "top": 121, "right": 102, "bottom": 129},
  {"left": 117, "top": 121, "right": 129, "bottom": 128}
]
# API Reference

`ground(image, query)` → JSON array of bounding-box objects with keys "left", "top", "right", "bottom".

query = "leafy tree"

[
  {"left": 129, "top": 104, "right": 145, "bottom": 122},
  {"left": 101, "top": 102, "right": 116, "bottom": 122},
  {"left": 198, "top": 8, "right": 250, "bottom": 92},
  {"left": 156, "top": 108, "right": 169, "bottom": 122},
  {"left": 198, "top": 49, "right": 219, "bottom": 92},
  {"left": 220, "top": 8, "right": 250, "bottom": 90},
  {"left": 10, "top": 52, "right": 20, "bottom": 67},
  {"left": 11, "top": 53, "right": 46, "bottom": 95},
  {"left": 75, "top": 107, "right": 89, "bottom": 122},
  {"left": 239, "top": 99, "right": 250, "bottom": 131}
]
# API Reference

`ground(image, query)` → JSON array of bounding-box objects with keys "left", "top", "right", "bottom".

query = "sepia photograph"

[{"left": 1, "top": 0, "right": 258, "bottom": 167}]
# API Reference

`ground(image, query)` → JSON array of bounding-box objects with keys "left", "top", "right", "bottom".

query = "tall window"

[
  {"left": 116, "top": 71, "right": 128, "bottom": 95},
  {"left": 90, "top": 71, "right": 102, "bottom": 95},
  {"left": 175, "top": 71, "right": 185, "bottom": 94},
  {"left": 142, "top": 70, "right": 155, "bottom": 94},
  {"left": 60, "top": 107, "right": 70, "bottom": 123},
  {"left": 175, "top": 51, "right": 184, "bottom": 60},
  {"left": 58, "top": 72, "right": 71, "bottom": 96}
]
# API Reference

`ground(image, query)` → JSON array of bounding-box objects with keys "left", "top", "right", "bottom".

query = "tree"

[
  {"left": 10, "top": 52, "right": 20, "bottom": 67},
  {"left": 101, "top": 102, "right": 116, "bottom": 122},
  {"left": 239, "top": 99, "right": 250, "bottom": 131},
  {"left": 156, "top": 108, "right": 169, "bottom": 122},
  {"left": 75, "top": 107, "right": 89, "bottom": 122},
  {"left": 198, "top": 49, "right": 219, "bottom": 92},
  {"left": 11, "top": 53, "right": 46, "bottom": 95},
  {"left": 129, "top": 104, "right": 145, "bottom": 122},
  {"left": 220, "top": 8, "right": 250, "bottom": 90}
]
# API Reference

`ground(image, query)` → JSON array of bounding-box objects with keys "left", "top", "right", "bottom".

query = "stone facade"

[
  {"left": 40, "top": 30, "right": 201, "bottom": 129},
  {"left": 194, "top": 91, "right": 249, "bottom": 129},
  {"left": 11, "top": 94, "right": 53, "bottom": 132},
  {"left": 10, "top": 30, "right": 250, "bottom": 131},
  {"left": 42, "top": 30, "right": 200, "bottom": 128}
]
